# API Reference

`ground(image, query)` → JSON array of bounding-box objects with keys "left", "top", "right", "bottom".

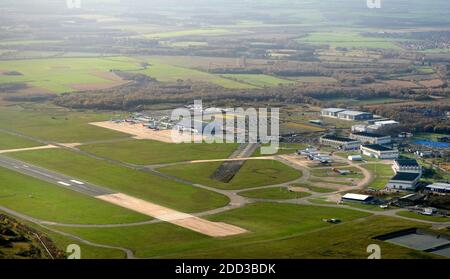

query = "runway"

[
  {"left": 0, "top": 155, "right": 113, "bottom": 197},
  {"left": 0, "top": 154, "right": 247, "bottom": 237}
]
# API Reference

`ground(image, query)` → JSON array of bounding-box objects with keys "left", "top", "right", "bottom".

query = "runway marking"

[
  {"left": 27, "top": 168, "right": 56, "bottom": 179},
  {"left": 70, "top": 180, "right": 85, "bottom": 185},
  {"left": 57, "top": 181, "right": 71, "bottom": 186},
  {"left": 96, "top": 193, "right": 247, "bottom": 237}
]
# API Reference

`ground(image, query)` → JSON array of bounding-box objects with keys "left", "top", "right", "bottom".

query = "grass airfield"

[{"left": 0, "top": 104, "right": 448, "bottom": 259}]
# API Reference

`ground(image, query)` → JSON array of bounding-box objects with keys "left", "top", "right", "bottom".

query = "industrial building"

[
  {"left": 350, "top": 132, "right": 392, "bottom": 145},
  {"left": 321, "top": 108, "right": 346, "bottom": 118},
  {"left": 319, "top": 135, "right": 361, "bottom": 150},
  {"left": 425, "top": 183, "right": 450, "bottom": 195},
  {"left": 337, "top": 110, "right": 373, "bottom": 121},
  {"left": 341, "top": 193, "right": 374, "bottom": 204},
  {"left": 321, "top": 108, "right": 373, "bottom": 121},
  {"left": 361, "top": 144, "right": 399, "bottom": 159},
  {"left": 393, "top": 159, "right": 422, "bottom": 174},
  {"left": 386, "top": 172, "right": 421, "bottom": 191}
]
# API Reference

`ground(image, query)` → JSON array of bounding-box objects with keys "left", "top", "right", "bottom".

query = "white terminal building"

[{"left": 360, "top": 144, "right": 399, "bottom": 159}]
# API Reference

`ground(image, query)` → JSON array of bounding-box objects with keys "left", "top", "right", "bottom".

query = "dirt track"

[
  {"left": 0, "top": 145, "right": 58, "bottom": 154},
  {"left": 96, "top": 193, "right": 247, "bottom": 237}
]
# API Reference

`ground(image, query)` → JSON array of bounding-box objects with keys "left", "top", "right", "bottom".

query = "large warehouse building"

[
  {"left": 350, "top": 132, "right": 392, "bottom": 145},
  {"left": 386, "top": 172, "right": 421, "bottom": 191},
  {"left": 337, "top": 110, "right": 373, "bottom": 121},
  {"left": 320, "top": 135, "right": 361, "bottom": 150},
  {"left": 321, "top": 108, "right": 373, "bottom": 121},
  {"left": 361, "top": 144, "right": 399, "bottom": 159}
]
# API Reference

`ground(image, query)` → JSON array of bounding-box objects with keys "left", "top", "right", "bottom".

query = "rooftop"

[
  {"left": 390, "top": 172, "right": 421, "bottom": 182},
  {"left": 395, "top": 159, "right": 420, "bottom": 167},
  {"left": 322, "top": 135, "right": 359, "bottom": 143},
  {"left": 426, "top": 183, "right": 450, "bottom": 190},
  {"left": 352, "top": 132, "right": 388, "bottom": 138},
  {"left": 338, "top": 110, "right": 372, "bottom": 116},
  {"left": 374, "top": 120, "right": 399, "bottom": 125},
  {"left": 362, "top": 144, "right": 394, "bottom": 152},
  {"left": 322, "top": 108, "right": 346, "bottom": 113},
  {"left": 342, "top": 193, "right": 372, "bottom": 201}
]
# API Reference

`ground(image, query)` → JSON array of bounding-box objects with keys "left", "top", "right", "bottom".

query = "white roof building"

[
  {"left": 341, "top": 193, "right": 373, "bottom": 203},
  {"left": 426, "top": 183, "right": 450, "bottom": 194}
]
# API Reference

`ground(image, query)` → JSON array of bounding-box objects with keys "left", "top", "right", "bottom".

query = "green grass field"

[
  {"left": 163, "top": 41, "right": 208, "bottom": 47},
  {"left": 221, "top": 74, "right": 294, "bottom": 87},
  {"left": 0, "top": 167, "right": 149, "bottom": 224},
  {"left": 0, "top": 106, "right": 129, "bottom": 143},
  {"left": 311, "top": 167, "right": 363, "bottom": 179},
  {"left": 239, "top": 187, "right": 310, "bottom": 200},
  {"left": 138, "top": 28, "right": 233, "bottom": 39},
  {"left": 139, "top": 62, "right": 256, "bottom": 89},
  {"left": 362, "top": 163, "right": 395, "bottom": 190},
  {"left": 157, "top": 159, "right": 302, "bottom": 190},
  {"left": 51, "top": 203, "right": 372, "bottom": 258},
  {"left": 0, "top": 57, "right": 140, "bottom": 93},
  {"left": 298, "top": 32, "right": 403, "bottom": 50},
  {"left": 252, "top": 143, "right": 308, "bottom": 157},
  {"left": 80, "top": 140, "right": 238, "bottom": 165},
  {"left": 16, "top": 220, "right": 126, "bottom": 259},
  {"left": 174, "top": 216, "right": 439, "bottom": 259},
  {"left": 7, "top": 149, "right": 230, "bottom": 213},
  {"left": 290, "top": 183, "right": 336, "bottom": 193},
  {"left": 0, "top": 132, "right": 41, "bottom": 150},
  {"left": 396, "top": 211, "right": 449, "bottom": 223}
]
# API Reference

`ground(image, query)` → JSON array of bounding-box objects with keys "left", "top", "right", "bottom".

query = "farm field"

[
  {"left": 7, "top": 149, "right": 230, "bottom": 213},
  {"left": 298, "top": 32, "right": 403, "bottom": 50},
  {"left": 51, "top": 203, "right": 372, "bottom": 258},
  {"left": 0, "top": 106, "right": 129, "bottom": 143},
  {"left": 137, "top": 28, "right": 234, "bottom": 39},
  {"left": 157, "top": 160, "right": 302, "bottom": 190},
  {"left": 0, "top": 132, "right": 40, "bottom": 150},
  {"left": 320, "top": 97, "right": 405, "bottom": 106},
  {"left": 290, "top": 76, "right": 338, "bottom": 84},
  {"left": 0, "top": 57, "right": 139, "bottom": 93},
  {"left": 221, "top": 74, "right": 294, "bottom": 87},
  {"left": 0, "top": 167, "right": 149, "bottom": 225},
  {"left": 362, "top": 163, "right": 395, "bottom": 190},
  {"left": 163, "top": 41, "right": 208, "bottom": 47},
  {"left": 80, "top": 140, "right": 238, "bottom": 165},
  {"left": 139, "top": 62, "right": 256, "bottom": 89},
  {"left": 239, "top": 187, "right": 310, "bottom": 200}
]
